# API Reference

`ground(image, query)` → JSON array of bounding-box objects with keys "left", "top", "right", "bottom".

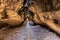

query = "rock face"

[
  {"left": 29, "top": 0, "right": 60, "bottom": 35},
  {"left": 0, "top": 0, "right": 25, "bottom": 27}
]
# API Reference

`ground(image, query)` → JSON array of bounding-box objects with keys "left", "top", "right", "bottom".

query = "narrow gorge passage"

[{"left": 0, "top": 0, "right": 60, "bottom": 40}]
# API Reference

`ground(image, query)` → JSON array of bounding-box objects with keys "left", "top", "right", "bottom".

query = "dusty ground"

[{"left": 0, "top": 20, "right": 60, "bottom": 40}]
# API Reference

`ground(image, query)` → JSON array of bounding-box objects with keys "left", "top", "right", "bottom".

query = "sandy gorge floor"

[{"left": 0, "top": 19, "right": 60, "bottom": 40}]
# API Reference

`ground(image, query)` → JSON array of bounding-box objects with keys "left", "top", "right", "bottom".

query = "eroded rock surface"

[
  {"left": 0, "top": 0, "right": 25, "bottom": 27},
  {"left": 29, "top": 0, "right": 60, "bottom": 35}
]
